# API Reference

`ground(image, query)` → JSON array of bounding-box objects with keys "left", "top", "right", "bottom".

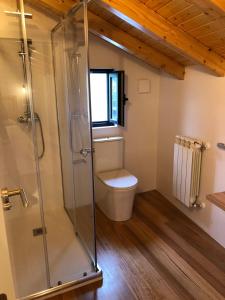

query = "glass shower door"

[
  {"left": 52, "top": 1, "right": 97, "bottom": 268},
  {"left": 1, "top": 0, "right": 99, "bottom": 298},
  {"left": 0, "top": 0, "right": 48, "bottom": 298}
]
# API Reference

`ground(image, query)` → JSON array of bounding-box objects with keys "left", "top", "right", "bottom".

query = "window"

[{"left": 90, "top": 69, "right": 127, "bottom": 127}]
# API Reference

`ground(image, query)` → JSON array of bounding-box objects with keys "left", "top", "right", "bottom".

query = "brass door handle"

[{"left": 1, "top": 187, "right": 29, "bottom": 211}]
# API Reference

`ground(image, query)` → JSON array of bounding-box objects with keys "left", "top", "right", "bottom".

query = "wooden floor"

[{"left": 52, "top": 190, "right": 225, "bottom": 300}]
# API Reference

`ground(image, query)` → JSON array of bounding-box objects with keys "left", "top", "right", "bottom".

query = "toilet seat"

[{"left": 97, "top": 169, "right": 138, "bottom": 190}]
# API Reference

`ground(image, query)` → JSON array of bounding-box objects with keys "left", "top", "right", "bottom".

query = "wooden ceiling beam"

[
  {"left": 212, "top": 0, "right": 225, "bottom": 14},
  {"left": 88, "top": 12, "right": 185, "bottom": 79},
  {"left": 96, "top": 0, "right": 225, "bottom": 76}
]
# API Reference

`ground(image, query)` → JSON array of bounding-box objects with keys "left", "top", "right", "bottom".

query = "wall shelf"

[{"left": 207, "top": 192, "right": 225, "bottom": 212}]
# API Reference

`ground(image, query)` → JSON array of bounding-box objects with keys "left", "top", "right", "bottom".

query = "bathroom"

[{"left": 1, "top": 0, "right": 225, "bottom": 299}]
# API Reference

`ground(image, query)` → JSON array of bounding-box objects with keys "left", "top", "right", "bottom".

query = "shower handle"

[
  {"left": 1, "top": 187, "right": 29, "bottom": 211},
  {"left": 80, "top": 147, "right": 94, "bottom": 158}
]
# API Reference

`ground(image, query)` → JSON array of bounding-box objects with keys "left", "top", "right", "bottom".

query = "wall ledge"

[{"left": 207, "top": 192, "right": 225, "bottom": 212}]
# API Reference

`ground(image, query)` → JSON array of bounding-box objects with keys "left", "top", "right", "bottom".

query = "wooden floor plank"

[
  {"left": 146, "top": 191, "right": 225, "bottom": 271},
  {"left": 134, "top": 194, "right": 225, "bottom": 295},
  {"left": 95, "top": 209, "right": 181, "bottom": 300},
  {"left": 50, "top": 191, "right": 225, "bottom": 300},
  {"left": 127, "top": 217, "right": 224, "bottom": 300}
]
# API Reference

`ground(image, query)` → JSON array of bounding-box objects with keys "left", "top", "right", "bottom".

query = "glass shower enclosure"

[
  {"left": 52, "top": 4, "right": 96, "bottom": 262},
  {"left": 0, "top": 0, "right": 100, "bottom": 299}
]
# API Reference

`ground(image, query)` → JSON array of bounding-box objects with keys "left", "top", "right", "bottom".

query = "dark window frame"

[{"left": 90, "top": 68, "right": 127, "bottom": 128}]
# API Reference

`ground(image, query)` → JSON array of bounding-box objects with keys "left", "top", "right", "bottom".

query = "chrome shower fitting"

[
  {"left": 17, "top": 109, "right": 31, "bottom": 124},
  {"left": 18, "top": 111, "right": 45, "bottom": 160},
  {"left": 17, "top": 39, "right": 45, "bottom": 160}
]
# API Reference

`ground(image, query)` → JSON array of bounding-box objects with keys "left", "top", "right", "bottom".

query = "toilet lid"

[{"left": 97, "top": 169, "right": 138, "bottom": 189}]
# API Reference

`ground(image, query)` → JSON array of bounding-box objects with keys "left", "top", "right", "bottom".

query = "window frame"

[{"left": 90, "top": 68, "right": 126, "bottom": 128}]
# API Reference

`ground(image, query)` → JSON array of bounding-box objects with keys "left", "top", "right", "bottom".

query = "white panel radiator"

[{"left": 173, "top": 135, "right": 203, "bottom": 207}]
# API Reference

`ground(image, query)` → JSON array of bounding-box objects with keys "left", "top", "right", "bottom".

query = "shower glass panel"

[
  {"left": 0, "top": 0, "right": 48, "bottom": 298},
  {"left": 0, "top": 0, "right": 99, "bottom": 298},
  {"left": 52, "top": 2, "right": 97, "bottom": 265},
  {"left": 25, "top": 0, "right": 97, "bottom": 286}
]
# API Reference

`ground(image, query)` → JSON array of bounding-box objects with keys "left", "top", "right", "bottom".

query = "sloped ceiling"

[{"left": 25, "top": 0, "right": 225, "bottom": 79}]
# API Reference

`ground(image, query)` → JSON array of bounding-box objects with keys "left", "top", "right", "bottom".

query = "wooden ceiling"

[{"left": 26, "top": 0, "right": 225, "bottom": 79}]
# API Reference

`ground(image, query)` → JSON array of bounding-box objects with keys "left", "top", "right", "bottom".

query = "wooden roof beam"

[
  {"left": 96, "top": 0, "right": 225, "bottom": 76},
  {"left": 88, "top": 12, "right": 185, "bottom": 79}
]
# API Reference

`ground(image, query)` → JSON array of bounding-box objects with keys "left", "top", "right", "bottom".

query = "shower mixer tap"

[
  {"left": 17, "top": 110, "right": 31, "bottom": 124},
  {"left": 80, "top": 147, "right": 94, "bottom": 158},
  {"left": 17, "top": 111, "right": 45, "bottom": 159}
]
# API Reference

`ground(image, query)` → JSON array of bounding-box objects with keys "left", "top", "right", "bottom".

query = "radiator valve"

[{"left": 192, "top": 202, "right": 206, "bottom": 208}]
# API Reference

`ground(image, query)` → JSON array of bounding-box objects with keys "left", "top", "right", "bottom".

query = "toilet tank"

[{"left": 93, "top": 136, "right": 124, "bottom": 173}]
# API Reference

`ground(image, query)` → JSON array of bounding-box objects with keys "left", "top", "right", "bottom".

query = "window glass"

[
  {"left": 90, "top": 69, "right": 126, "bottom": 127},
  {"left": 109, "top": 73, "right": 118, "bottom": 123},
  {"left": 90, "top": 73, "right": 108, "bottom": 122}
]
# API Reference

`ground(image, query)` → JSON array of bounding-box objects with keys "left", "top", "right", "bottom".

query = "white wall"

[
  {"left": 89, "top": 34, "right": 160, "bottom": 192},
  {"left": 158, "top": 65, "right": 225, "bottom": 247}
]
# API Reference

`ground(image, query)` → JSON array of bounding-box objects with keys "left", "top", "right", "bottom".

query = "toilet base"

[{"left": 95, "top": 176, "right": 137, "bottom": 221}]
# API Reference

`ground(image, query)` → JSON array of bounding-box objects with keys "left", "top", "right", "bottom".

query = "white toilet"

[{"left": 93, "top": 136, "right": 138, "bottom": 221}]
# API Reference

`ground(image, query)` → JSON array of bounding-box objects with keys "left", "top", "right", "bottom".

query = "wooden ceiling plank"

[
  {"left": 88, "top": 12, "right": 185, "bottom": 79},
  {"left": 25, "top": 0, "right": 79, "bottom": 17},
  {"left": 96, "top": 0, "right": 225, "bottom": 76},
  {"left": 168, "top": 5, "right": 202, "bottom": 26},
  {"left": 156, "top": 0, "right": 191, "bottom": 19},
  {"left": 38, "top": 0, "right": 75, "bottom": 13},
  {"left": 186, "top": 0, "right": 225, "bottom": 18},
  {"left": 190, "top": 19, "right": 225, "bottom": 38},
  {"left": 145, "top": 0, "right": 171, "bottom": 11},
  {"left": 179, "top": 13, "right": 216, "bottom": 32}
]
